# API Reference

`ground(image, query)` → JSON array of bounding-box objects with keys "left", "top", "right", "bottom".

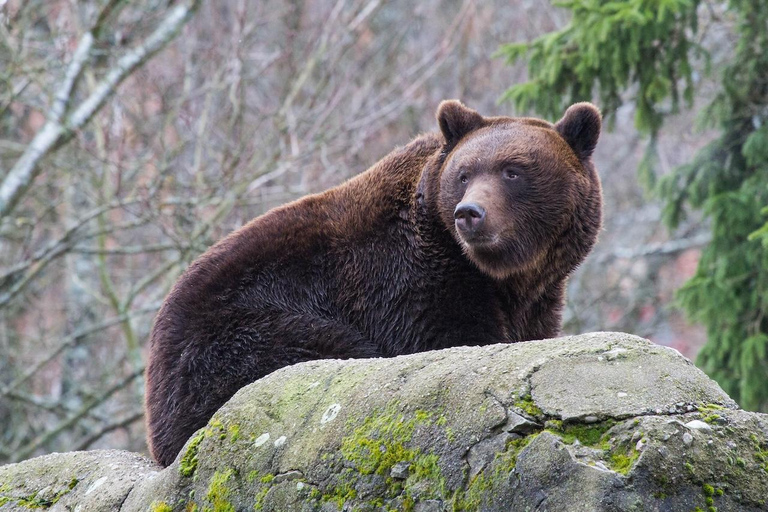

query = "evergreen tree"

[{"left": 497, "top": 0, "right": 768, "bottom": 411}]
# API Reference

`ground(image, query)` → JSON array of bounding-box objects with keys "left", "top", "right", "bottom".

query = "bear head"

[{"left": 433, "top": 100, "right": 602, "bottom": 280}]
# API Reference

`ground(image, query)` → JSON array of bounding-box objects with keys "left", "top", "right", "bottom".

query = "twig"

[
  {"left": 596, "top": 232, "right": 712, "bottom": 264},
  {"left": 0, "top": 199, "right": 144, "bottom": 307},
  {"left": 71, "top": 243, "right": 180, "bottom": 255},
  {"left": 0, "top": 303, "right": 160, "bottom": 399},
  {"left": 0, "top": 0, "right": 200, "bottom": 219},
  {"left": 4, "top": 388, "right": 111, "bottom": 423},
  {"left": 12, "top": 367, "right": 145, "bottom": 462},
  {"left": 73, "top": 410, "right": 144, "bottom": 451}
]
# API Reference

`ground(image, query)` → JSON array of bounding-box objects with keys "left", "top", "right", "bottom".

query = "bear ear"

[
  {"left": 554, "top": 102, "right": 602, "bottom": 160},
  {"left": 436, "top": 100, "right": 484, "bottom": 149}
]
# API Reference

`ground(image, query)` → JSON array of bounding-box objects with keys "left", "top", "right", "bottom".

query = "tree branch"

[
  {"left": 0, "top": 0, "right": 200, "bottom": 219},
  {"left": 12, "top": 367, "right": 145, "bottom": 462},
  {"left": 73, "top": 410, "right": 144, "bottom": 452},
  {"left": 0, "top": 303, "right": 160, "bottom": 399}
]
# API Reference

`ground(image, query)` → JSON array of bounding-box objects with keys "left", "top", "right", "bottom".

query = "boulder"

[
  {"left": 0, "top": 450, "right": 159, "bottom": 511},
  {"left": 2, "top": 332, "right": 767, "bottom": 511}
]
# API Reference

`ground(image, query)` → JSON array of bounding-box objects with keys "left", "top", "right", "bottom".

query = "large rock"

[
  {"left": 2, "top": 332, "right": 768, "bottom": 511},
  {"left": 0, "top": 450, "right": 159, "bottom": 511}
]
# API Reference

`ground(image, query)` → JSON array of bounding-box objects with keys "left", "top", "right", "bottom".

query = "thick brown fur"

[{"left": 145, "top": 101, "right": 603, "bottom": 466}]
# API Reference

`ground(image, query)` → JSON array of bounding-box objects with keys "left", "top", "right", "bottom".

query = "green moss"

[
  {"left": 339, "top": 403, "right": 432, "bottom": 476},
  {"left": 0, "top": 477, "right": 78, "bottom": 509},
  {"left": 750, "top": 433, "right": 768, "bottom": 471},
  {"left": 505, "top": 435, "right": 535, "bottom": 470},
  {"left": 415, "top": 410, "right": 432, "bottom": 422},
  {"left": 259, "top": 474, "right": 274, "bottom": 484},
  {"left": 608, "top": 452, "right": 635, "bottom": 475},
  {"left": 177, "top": 417, "right": 239, "bottom": 480},
  {"left": 306, "top": 403, "right": 442, "bottom": 509},
  {"left": 700, "top": 483, "right": 722, "bottom": 512},
  {"left": 606, "top": 444, "right": 640, "bottom": 475},
  {"left": 697, "top": 404, "right": 725, "bottom": 425},
  {"left": 410, "top": 453, "right": 440, "bottom": 481},
  {"left": 544, "top": 419, "right": 563, "bottom": 430},
  {"left": 246, "top": 471, "right": 259, "bottom": 483},
  {"left": 180, "top": 431, "right": 206, "bottom": 478},
  {"left": 201, "top": 417, "right": 230, "bottom": 443},
  {"left": 151, "top": 502, "right": 174, "bottom": 512},
  {"left": 253, "top": 486, "right": 269, "bottom": 511},
  {"left": 451, "top": 433, "right": 538, "bottom": 510},
  {"left": 402, "top": 452, "right": 446, "bottom": 502},
  {"left": 546, "top": 420, "right": 616, "bottom": 447},
  {"left": 205, "top": 469, "right": 235, "bottom": 512},
  {"left": 320, "top": 473, "right": 358, "bottom": 508},
  {"left": 514, "top": 394, "right": 543, "bottom": 418}
]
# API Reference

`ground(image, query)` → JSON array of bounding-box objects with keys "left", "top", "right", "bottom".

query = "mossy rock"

[
  {"left": 0, "top": 450, "right": 159, "bottom": 511},
  {"left": 2, "top": 332, "right": 767, "bottom": 511}
]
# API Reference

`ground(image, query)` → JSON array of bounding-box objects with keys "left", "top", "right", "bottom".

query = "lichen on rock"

[{"left": 1, "top": 332, "right": 767, "bottom": 511}]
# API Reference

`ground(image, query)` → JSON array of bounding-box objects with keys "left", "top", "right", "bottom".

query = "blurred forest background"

[{"left": 1, "top": 0, "right": 764, "bottom": 464}]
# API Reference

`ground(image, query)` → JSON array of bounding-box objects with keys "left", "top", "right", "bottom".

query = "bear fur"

[{"left": 145, "top": 101, "right": 603, "bottom": 466}]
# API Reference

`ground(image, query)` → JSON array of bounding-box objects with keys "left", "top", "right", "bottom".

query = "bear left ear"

[
  {"left": 437, "top": 100, "right": 484, "bottom": 149},
  {"left": 555, "top": 102, "right": 602, "bottom": 160}
]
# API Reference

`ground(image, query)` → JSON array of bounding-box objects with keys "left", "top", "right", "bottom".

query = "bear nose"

[{"left": 454, "top": 202, "right": 486, "bottom": 234}]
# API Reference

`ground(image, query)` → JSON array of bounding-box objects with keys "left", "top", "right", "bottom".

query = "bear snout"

[{"left": 454, "top": 202, "right": 486, "bottom": 237}]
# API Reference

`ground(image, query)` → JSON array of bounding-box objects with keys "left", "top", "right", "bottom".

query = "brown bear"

[{"left": 145, "top": 100, "right": 603, "bottom": 466}]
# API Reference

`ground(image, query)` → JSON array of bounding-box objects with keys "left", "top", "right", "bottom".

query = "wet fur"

[{"left": 145, "top": 102, "right": 603, "bottom": 466}]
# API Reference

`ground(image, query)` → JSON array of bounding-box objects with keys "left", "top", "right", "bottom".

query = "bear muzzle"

[{"left": 454, "top": 202, "right": 487, "bottom": 239}]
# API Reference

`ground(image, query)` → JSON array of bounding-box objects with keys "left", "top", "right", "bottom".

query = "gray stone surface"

[
  {"left": 1, "top": 332, "right": 767, "bottom": 511},
  {"left": 0, "top": 450, "right": 159, "bottom": 511}
]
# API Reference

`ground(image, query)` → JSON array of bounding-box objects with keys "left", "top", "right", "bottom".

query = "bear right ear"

[
  {"left": 437, "top": 100, "right": 484, "bottom": 149},
  {"left": 554, "top": 102, "right": 602, "bottom": 160}
]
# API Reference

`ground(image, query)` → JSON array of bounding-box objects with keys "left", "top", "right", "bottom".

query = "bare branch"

[
  {"left": 12, "top": 367, "right": 145, "bottom": 462},
  {"left": 49, "top": 33, "right": 93, "bottom": 123},
  {"left": 71, "top": 243, "right": 180, "bottom": 255},
  {"left": 4, "top": 389, "right": 112, "bottom": 424},
  {"left": 68, "top": 1, "right": 200, "bottom": 130},
  {"left": 0, "top": 198, "right": 144, "bottom": 306},
  {"left": 0, "top": 0, "right": 200, "bottom": 219},
  {"left": 74, "top": 410, "right": 144, "bottom": 452},
  {"left": 596, "top": 232, "right": 712, "bottom": 263},
  {"left": 0, "top": 303, "right": 160, "bottom": 399}
]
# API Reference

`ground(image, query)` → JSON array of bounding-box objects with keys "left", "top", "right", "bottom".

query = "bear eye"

[
  {"left": 503, "top": 169, "right": 519, "bottom": 180},
  {"left": 459, "top": 174, "right": 469, "bottom": 184}
]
